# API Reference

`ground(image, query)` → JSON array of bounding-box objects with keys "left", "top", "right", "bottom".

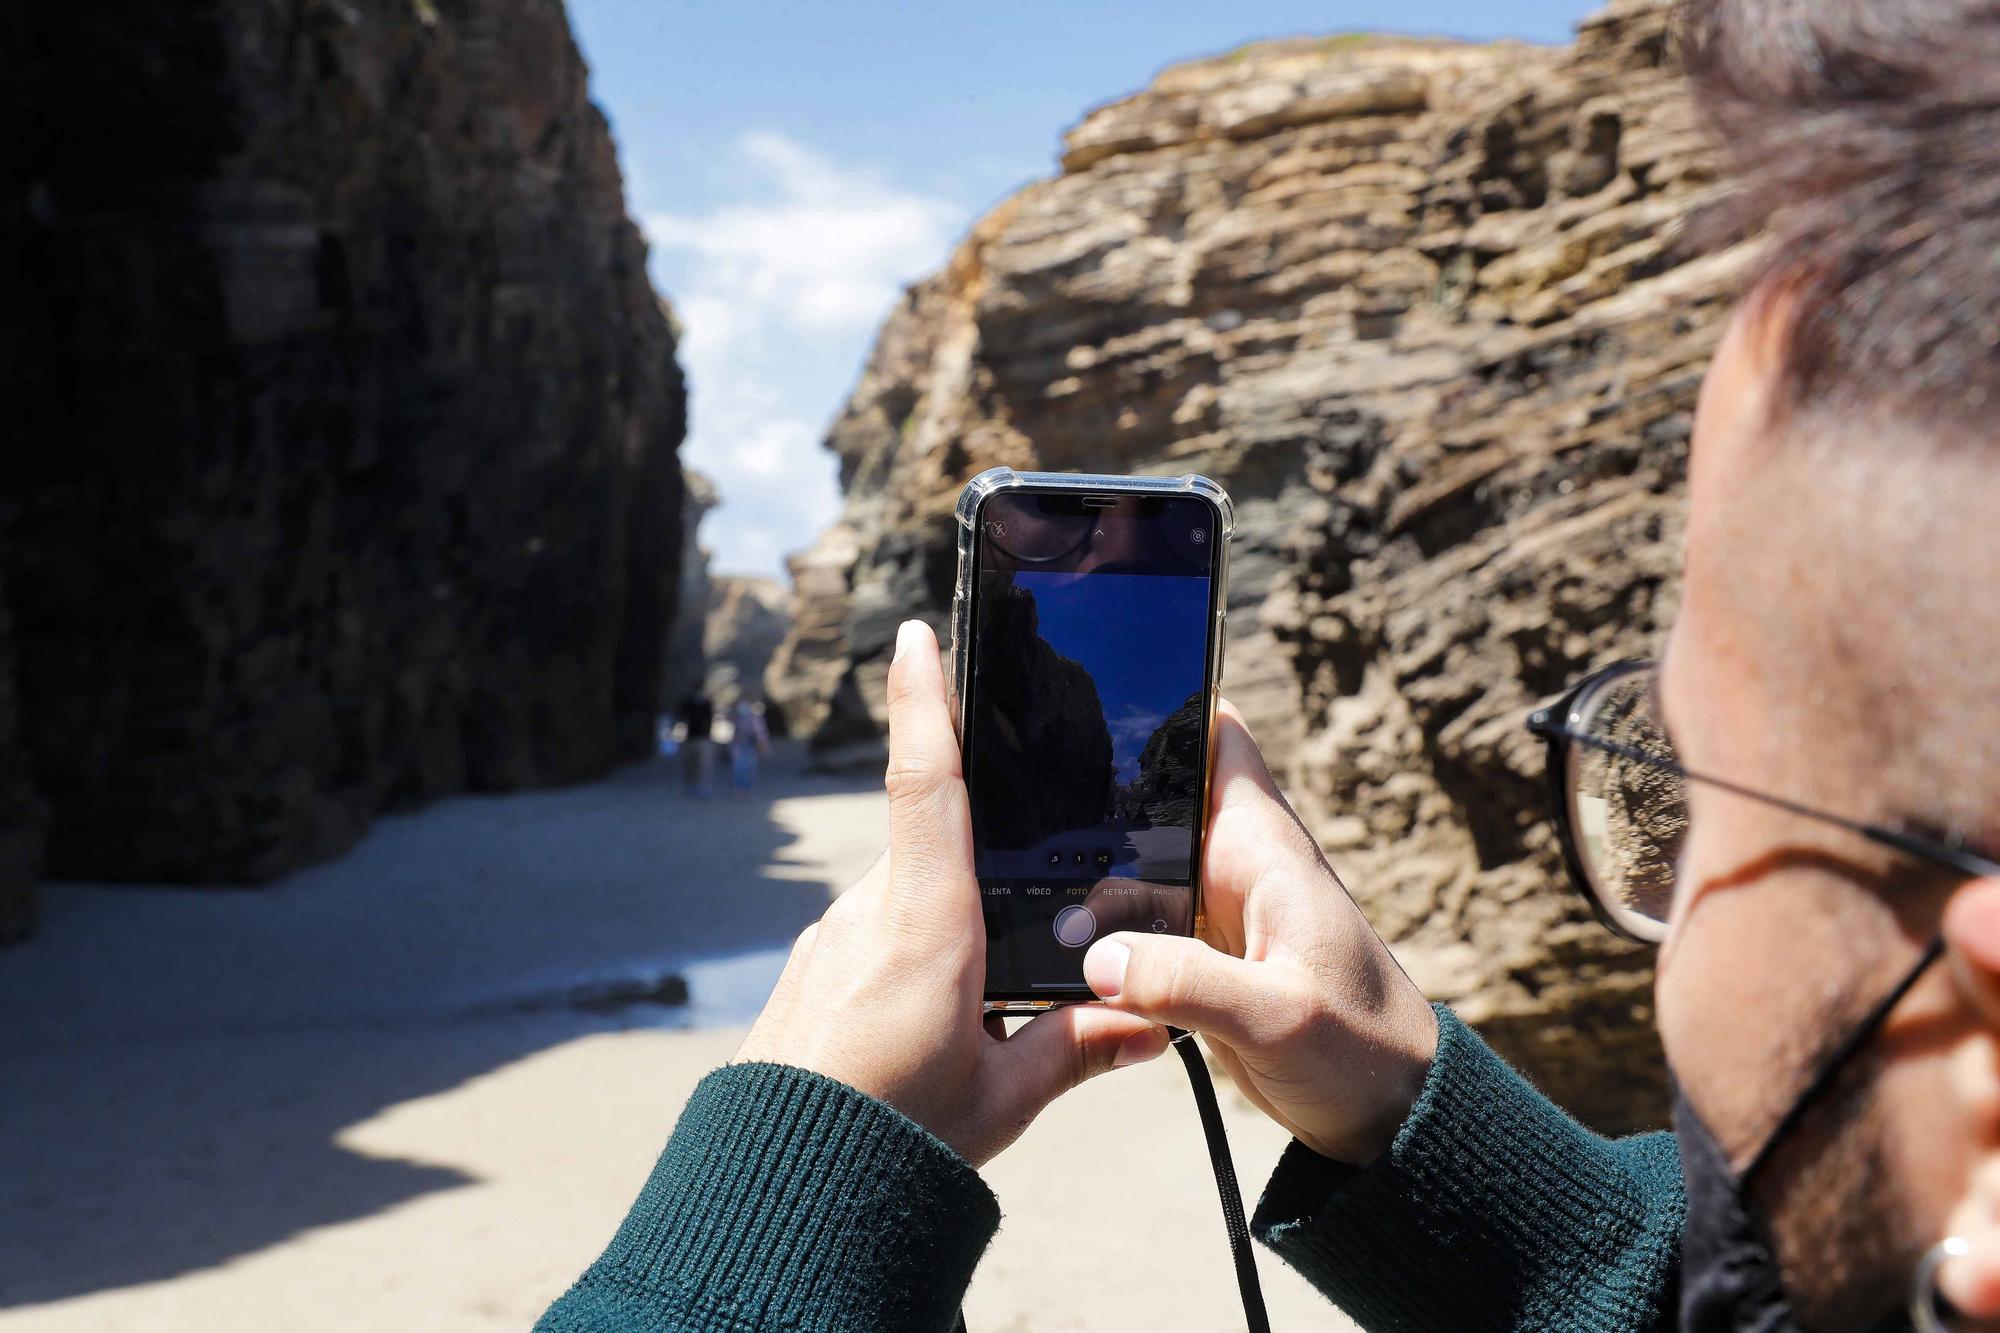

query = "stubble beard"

[{"left": 1764, "top": 1052, "right": 1927, "bottom": 1331}]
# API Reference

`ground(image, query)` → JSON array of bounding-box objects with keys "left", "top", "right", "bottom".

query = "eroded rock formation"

[
  {"left": 702, "top": 576, "right": 794, "bottom": 720},
  {"left": 662, "top": 472, "right": 722, "bottom": 714},
  {"left": 772, "top": 0, "right": 1745, "bottom": 1129},
  {"left": 660, "top": 469, "right": 798, "bottom": 726},
  {"left": 968, "top": 575, "right": 1117, "bottom": 851},
  {"left": 0, "top": 569, "right": 44, "bottom": 942},
  {"left": 4, "top": 0, "right": 687, "bottom": 902},
  {"left": 1126, "top": 690, "right": 1204, "bottom": 834}
]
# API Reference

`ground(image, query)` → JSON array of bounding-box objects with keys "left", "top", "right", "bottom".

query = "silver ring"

[{"left": 1910, "top": 1235, "right": 1971, "bottom": 1333}]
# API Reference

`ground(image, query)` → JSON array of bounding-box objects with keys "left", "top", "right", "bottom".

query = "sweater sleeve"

[
  {"left": 1252, "top": 1004, "right": 1683, "bottom": 1332},
  {"left": 537, "top": 1062, "right": 999, "bottom": 1333}
]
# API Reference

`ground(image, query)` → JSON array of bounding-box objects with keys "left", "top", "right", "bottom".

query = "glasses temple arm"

[{"left": 1547, "top": 726, "right": 2000, "bottom": 881}]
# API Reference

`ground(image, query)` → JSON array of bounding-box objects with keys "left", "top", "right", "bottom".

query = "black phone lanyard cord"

[
  {"left": 952, "top": 1028, "right": 1271, "bottom": 1333},
  {"left": 1172, "top": 1025, "right": 1273, "bottom": 1333}
]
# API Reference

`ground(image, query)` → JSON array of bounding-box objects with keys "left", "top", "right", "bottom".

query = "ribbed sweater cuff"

[
  {"left": 539, "top": 1062, "right": 999, "bottom": 1333},
  {"left": 1252, "top": 1003, "right": 1684, "bottom": 1332}
]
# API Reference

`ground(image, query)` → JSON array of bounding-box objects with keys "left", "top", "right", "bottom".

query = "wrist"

[
  {"left": 578, "top": 1063, "right": 996, "bottom": 1329},
  {"left": 1305, "top": 998, "right": 1439, "bottom": 1166}
]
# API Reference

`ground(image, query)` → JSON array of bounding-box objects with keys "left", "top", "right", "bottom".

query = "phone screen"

[{"left": 964, "top": 489, "right": 1221, "bottom": 1000}]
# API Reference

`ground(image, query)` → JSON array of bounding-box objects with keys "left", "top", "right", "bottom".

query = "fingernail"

[
  {"left": 893, "top": 619, "right": 921, "bottom": 665},
  {"left": 1083, "top": 937, "right": 1129, "bottom": 999},
  {"left": 1114, "top": 1026, "right": 1168, "bottom": 1068}
]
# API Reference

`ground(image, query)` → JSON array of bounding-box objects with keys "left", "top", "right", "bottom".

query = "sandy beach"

[{"left": 0, "top": 747, "right": 1347, "bottom": 1331}]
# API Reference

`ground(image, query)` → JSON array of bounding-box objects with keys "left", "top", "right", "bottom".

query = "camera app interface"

[{"left": 968, "top": 491, "right": 1218, "bottom": 996}]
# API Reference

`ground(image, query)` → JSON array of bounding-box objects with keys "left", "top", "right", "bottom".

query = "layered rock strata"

[
  {"left": 0, "top": 565, "right": 45, "bottom": 941},
  {"left": 772, "top": 0, "right": 1744, "bottom": 1129},
  {"left": 967, "top": 575, "right": 1118, "bottom": 851},
  {"left": 702, "top": 576, "right": 794, "bottom": 721},
  {"left": 662, "top": 472, "right": 722, "bottom": 715},
  {"left": 5, "top": 0, "right": 687, "bottom": 895}
]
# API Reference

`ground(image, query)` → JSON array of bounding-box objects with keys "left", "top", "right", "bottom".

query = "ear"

[
  {"left": 1931, "top": 878, "right": 2000, "bottom": 1317},
  {"left": 1945, "top": 879, "right": 2000, "bottom": 1029}
]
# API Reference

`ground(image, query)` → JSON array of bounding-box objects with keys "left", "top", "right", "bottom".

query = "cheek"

[
  {"left": 1654, "top": 791, "right": 1787, "bottom": 1127},
  {"left": 1655, "top": 623, "right": 1721, "bottom": 953},
  {"left": 1655, "top": 798, "right": 1730, "bottom": 1084},
  {"left": 1655, "top": 883, "right": 1772, "bottom": 1150},
  {"left": 1655, "top": 841, "right": 1709, "bottom": 1078}
]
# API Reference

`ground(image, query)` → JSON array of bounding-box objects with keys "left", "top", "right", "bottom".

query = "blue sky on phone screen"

[{"left": 1018, "top": 571, "right": 1209, "bottom": 784}]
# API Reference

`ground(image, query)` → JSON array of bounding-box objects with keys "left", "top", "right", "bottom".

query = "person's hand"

[
  {"left": 1081, "top": 701, "right": 1438, "bottom": 1166},
  {"left": 735, "top": 620, "right": 1169, "bottom": 1167}
]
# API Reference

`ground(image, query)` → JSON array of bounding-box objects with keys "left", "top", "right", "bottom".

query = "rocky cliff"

[
  {"left": 662, "top": 472, "right": 721, "bottom": 715},
  {"left": 660, "top": 469, "right": 798, "bottom": 726},
  {"left": 0, "top": 569, "right": 43, "bottom": 942},
  {"left": 969, "top": 576, "right": 1118, "bottom": 851},
  {"left": 4, "top": 0, "right": 687, "bottom": 912},
  {"left": 770, "top": 0, "right": 1748, "bottom": 1130},
  {"left": 701, "top": 576, "right": 793, "bottom": 720},
  {"left": 1125, "top": 690, "right": 1205, "bottom": 834}
]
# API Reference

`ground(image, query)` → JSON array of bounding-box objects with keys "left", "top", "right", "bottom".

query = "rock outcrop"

[
  {"left": 662, "top": 472, "right": 722, "bottom": 715},
  {"left": 659, "top": 467, "right": 798, "bottom": 728},
  {"left": 702, "top": 576, "right": 794, "bottom": 720},
  {"left": 4, "top": 0, "right": 687, "bottom": 896},
  {"left": 0, "top": 564, "right": 45, "bottom": 942},
  {"left": 1125, "top": 690, "right": 1205, "bottom": 834},
  {"left": 772, "top": 0, "right": 1746, "bottom": 1129},
  {"left": 968, "top": 575, "right": 1118, "bottom": 850}
]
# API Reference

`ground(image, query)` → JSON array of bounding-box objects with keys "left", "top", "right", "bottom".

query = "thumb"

[
  {"left": 997, "top": 1005, "right": 1169, "bottom": 1114},
  {"left": 1084, "top": 931, "right": 1295, "bottom": 1049}
]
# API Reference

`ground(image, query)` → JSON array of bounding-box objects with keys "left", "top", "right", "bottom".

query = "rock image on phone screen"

[{"left": 949, "top": 470, "right": 1231, "bottom": 1008}]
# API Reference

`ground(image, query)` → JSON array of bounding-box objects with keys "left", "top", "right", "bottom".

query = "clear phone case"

[{"left": 950, "top": 468, "right": 1234, "bottom": 1012}]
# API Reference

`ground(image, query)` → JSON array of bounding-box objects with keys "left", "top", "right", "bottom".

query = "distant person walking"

[
  {"left": 676, "top": 692, "right": 715, "bottom": 799},
  {"left": 727, "top": 697, "right": 770, "bottom": 794}
]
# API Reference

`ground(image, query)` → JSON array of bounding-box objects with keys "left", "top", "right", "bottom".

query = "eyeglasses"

[{"left": 1526, "top": 659, "right": 2000, "bottom": 945}]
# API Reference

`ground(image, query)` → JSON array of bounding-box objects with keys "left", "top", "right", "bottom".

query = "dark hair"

[{"left": 1680, "top": 0, "right": 2000, "bottom": 422}]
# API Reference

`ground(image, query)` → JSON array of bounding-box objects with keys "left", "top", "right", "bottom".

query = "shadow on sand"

[{"left": 0, "top": 750, "right": 876, "bottom": 1307}]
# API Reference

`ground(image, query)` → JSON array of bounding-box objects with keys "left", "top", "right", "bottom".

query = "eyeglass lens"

[{"left": 1565, "top": 669, "right": 1688, "bottom": 940}]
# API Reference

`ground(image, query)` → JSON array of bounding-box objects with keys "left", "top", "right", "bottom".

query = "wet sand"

[{"left": 0, "top": 748, "right": 1346, "bottom": 1330}]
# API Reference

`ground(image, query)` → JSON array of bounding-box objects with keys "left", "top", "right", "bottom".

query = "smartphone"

[{"left": 950, "top": 469, "right": 1232, "bottom": 1009}]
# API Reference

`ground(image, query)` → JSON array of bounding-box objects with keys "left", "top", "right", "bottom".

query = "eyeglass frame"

[{"left": 1525, "top": 658, "right": 2000, "bottom": 945}]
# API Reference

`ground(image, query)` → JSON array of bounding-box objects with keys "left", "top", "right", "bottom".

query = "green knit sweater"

[{"left": 537, "top": 1006, "right": 1685, "bottom": 1331}]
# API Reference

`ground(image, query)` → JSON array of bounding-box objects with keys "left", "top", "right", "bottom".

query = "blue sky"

[
  {"left": 1019, "top": 572, "right": 1210, "bottom": 785},
  {"left": 568, "top": 1, "right": 1604, "bottom": 579}
]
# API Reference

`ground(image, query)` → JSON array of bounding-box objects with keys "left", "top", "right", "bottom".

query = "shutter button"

[{"left": 1053, "top": 905, "right": 1097, "bottom": 948}]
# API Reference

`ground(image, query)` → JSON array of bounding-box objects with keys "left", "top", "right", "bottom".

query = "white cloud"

[
  {"left": 648, "top": 132, "right": 964, "bottom": 342},
  {"left": 732, "top": 417, "right": 814, "bottom": 479},
  {"left": 642, "top": 134, "right": 965, "bottom": 580}
]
